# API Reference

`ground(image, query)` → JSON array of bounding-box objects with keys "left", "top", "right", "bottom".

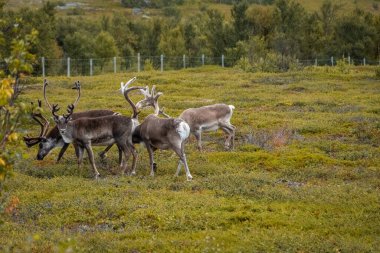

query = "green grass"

[{"left": 1, "top": 66, "right": 380, "bottom": 252}]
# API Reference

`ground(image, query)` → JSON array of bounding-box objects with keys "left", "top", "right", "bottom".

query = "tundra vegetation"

[{"left": 0, "top": 65, "right": 379, "bottom": 252}]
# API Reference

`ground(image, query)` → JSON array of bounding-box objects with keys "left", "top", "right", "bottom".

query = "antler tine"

[
  {"left": 139, "top": 85, "right": 150, "bottom": 98},
  {"left": 151, "top": 85, "right": 156, "bottom": 97},
  {"left": 51, "top": 104, "right": 60, "bottom": 119},
  {"left": 123, "top": 86, "right": 145, "bottom": 118},
  {"left": 64, "top": 104, "right": 75, "bottom": 120},
  {"left": 119, "top": 77, "right": 137, "bottom": 94},
  {"left": 72, "top": 81, "right": 81, "bottom": 107},
  {"left": 43, "top": 79, "right": 53, "bottom": 111}
]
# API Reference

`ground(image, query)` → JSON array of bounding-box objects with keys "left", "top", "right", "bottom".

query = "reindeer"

[
  {"left": 132, "top": 86, "right": 193, "bottom": 181},
  {"left": 24, "top": 78, "right": 137, "bottom": 162},
  {"left": 135, "top": 85, "right": 236, "bottom": 151},
  {"left": 44, "top": 81, "right": 143, "bottom": 178}
]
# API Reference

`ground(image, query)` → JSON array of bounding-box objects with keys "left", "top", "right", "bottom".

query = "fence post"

[
  {"left": 113, "top": 57, "right": 117, "bottom": 73},
  {"left": 202, "top": 54, "right": 205, "bottom": 66},
  {"left": 41, "top": 57, "right": 45, "bottom": 77},
  {"left": 222, "top": 54, "right": 224, "bottom": 67},
  {"left": 314, "top": 58, "right": 317, "bottom": 66},
  {"left": 183, "top": 54, "right": 186, "bottom": 69},
  {"left": 67, "top": 57, "right": 70, "bottom": 77},
  {"left": 90, "top": 59, "right": 93, "bottom": 76},
  {"left": 331, "top": 56, "right": 334, "bottom": 66},
  {"left": 363, "top": 58, "right": 366, "bottom": 66},
  {"left": 348, "top": 56, "right": 351, "bottom": 65},
  {"left": 137, "top": 53, "right": 140, "bottom": 72},
  {"left": 160, "top": 54, "right": 164, "bottom": 72}
]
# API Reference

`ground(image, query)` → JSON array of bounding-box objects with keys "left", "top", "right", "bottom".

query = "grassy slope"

[
  {"left": 0, "top": 66, "right": 379, "bottom": 252},
  {"left": 4, "top": 0, "right": 380, "bottom": 15}
]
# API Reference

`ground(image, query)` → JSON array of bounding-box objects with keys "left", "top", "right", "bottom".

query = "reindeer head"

[
  {"left": 135, "top": 85, "right": 163, "bottom": 112},
  {"left": 44, "top": 79, "right": 79, "bottom": 138}
]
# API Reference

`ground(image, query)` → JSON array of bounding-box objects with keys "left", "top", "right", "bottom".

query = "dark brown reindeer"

[
  {"left": 132, "top": 86, "right": 193, "bottom": 181},
  {"left": 135, "top": 85, "right": 236, "bottom": 151},
  {"left": 24, "top": 78, "right": 137, "bottom": 162},
  {"left": 45, "top": 82, "right": 143, "bottom": 179}
]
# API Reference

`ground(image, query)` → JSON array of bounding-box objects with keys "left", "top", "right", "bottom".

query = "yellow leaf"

[{"left": 8, "top": 133, "right": 18, "bottom": 142}]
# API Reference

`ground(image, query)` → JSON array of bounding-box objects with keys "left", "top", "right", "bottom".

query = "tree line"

[{"left": 1, "top": 0, "right": 380, "bottom": 74}]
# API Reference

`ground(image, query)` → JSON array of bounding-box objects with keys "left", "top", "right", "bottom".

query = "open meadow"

[{"left": 1, "top": 66, "right": 380, "bottom": 252}]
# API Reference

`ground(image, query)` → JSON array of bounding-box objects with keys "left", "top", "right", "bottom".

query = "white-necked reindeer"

[
  {"left": 45, "top": 81, "right": 143, "bottom": 179},
  {"left": 132, "top": 86, "right": 193, "bottom": 181},
  {"left": 135, "top": 86, "right": 236, "bottom": 151}
]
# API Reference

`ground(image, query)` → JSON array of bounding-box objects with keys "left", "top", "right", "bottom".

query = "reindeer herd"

[{"left": 23, "top": 77, "right": 236, "bottom": 181}]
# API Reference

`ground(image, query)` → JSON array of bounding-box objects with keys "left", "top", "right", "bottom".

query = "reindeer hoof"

[
  {"left": 94, "top": 173, "right": 100, "bottom": 180},
  {"left": 153, "top": 163, "right": 157, "bottom": 173},
  {"left": 187, "top": 175, "right": 193, "bottom": 181}
]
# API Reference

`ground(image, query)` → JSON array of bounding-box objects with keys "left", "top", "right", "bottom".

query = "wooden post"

[
  {"left": 41, "top": 57, "right": 45, "bottom": 77},
  {"left": 363, "top": 58, "right": 366, "bottom": 66},
  {"left": 202, "top": 54, "right": 205, "bottom": 66},
  {"left": 348, "top": 56, "right": 351, "bottom": 65},
  {"left": 331, "top": 56, "right": 334, "bottom": 66},
  {"left": 67, "top": 57, "right": 70, "bottom": 77},
  {"left": 222, "top": 54, "right": 225, "bottom": 67},
  {"left": 160, "top": 54, "right": 164, "bottom": 72},
  {"left": 113, "top": 57, "right": 117, "bottom": 73},
  {"left": 183, "top": 54, "right": 186, "bottom": 69},
  {"left": 137, "top": 53, "right": 140, "bottom": 72},
  {"left": 90, "top": 59, "right": 93, "bottom": 76},
  {"left": 315, "top": 58, "right": 318, "bottom": 66}
]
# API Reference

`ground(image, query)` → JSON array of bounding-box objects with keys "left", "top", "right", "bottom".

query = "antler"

[
  {"left": 71, "top": 81, "right": 81, "bottom": 107},
  {"left": 51, "top": 104, "right": 60, "bottom": 119},
  {"left": 64, "top": 104, "right": 75, "bottom": 120},
  {"left": 123, "top": 86, "right": 145, "bottom": 118},
  {"left": 23, "top": 100, "right": 50, "bottom": 147},
  {"left": 43, "top": 79, "right": 53, "bottom": 111}
]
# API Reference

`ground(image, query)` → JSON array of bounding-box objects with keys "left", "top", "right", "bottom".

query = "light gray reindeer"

[
  {"left": 132, "top": 86, "right": 193, "bottom": 181},
  {"left": 135, "top": 85, "right": 236, "bottom": 151},
  {"left": 45, "top": 81, "right": 143, "bottom": 179}
]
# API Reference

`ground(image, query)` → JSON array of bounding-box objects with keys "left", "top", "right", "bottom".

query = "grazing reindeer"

[
  {"left": 136, "top": 85, "right": 236, "bottom": 151},
  {"left": 133, "top": 86, "right": 193, "bottom": 181},
  {"left": 45, "top": 81, "right": 143, "bottom": 178},
  {"left": 24, "top": 80, "right": 120, "bottom": 162}
]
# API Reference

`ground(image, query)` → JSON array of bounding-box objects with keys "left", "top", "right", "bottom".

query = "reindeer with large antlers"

[
  {"left": 132, "top": 86, "right": 193, "bottom": 181},
  {"left": 24, "top": 79, "right": 138, "bottom": 162},
  {"left": 44, "top": 80, "right": 143, "bottom": 178},
  {"left": 136, "top": 85, "right": 236, "bottom": 151}
]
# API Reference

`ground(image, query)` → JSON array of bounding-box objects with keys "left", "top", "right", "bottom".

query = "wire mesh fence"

[{"left": 1, "top": 55, "right": 379, "bottom": 77}]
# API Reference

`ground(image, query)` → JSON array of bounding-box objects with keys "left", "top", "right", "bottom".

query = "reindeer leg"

[
  {"left": 127, "top": 142, "right": 138, "bottom": 175},
  {"left": 99, "top": 144, "right": 113, "bottom": 160},
  {"left": 220, "top": 123, "right": 235, "bottom": 150},
  {"left": 57, "top": 143, "right": 70, "bottom": 162},
  {"left": 118, "top": 146, "right": 123, "bottom": 167},
  {"left": 146, "top": 143, "right": 155, "bottom": 177},
  {"left": 84, "top": 143, "right": 100, "bottom": 179},
  {"left": 173, "top": 142, "right": 192, "bottom": 181},
  {"left": 77, "top": 145, "right": 84, "bottom": 176},
  {"left": 193, "top": 130, "right": 203, "bottom": 151}
]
